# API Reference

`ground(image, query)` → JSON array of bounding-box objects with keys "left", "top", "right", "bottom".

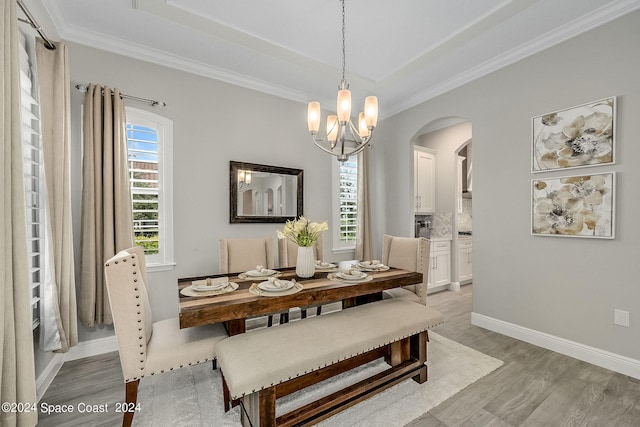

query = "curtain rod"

[
  {"left": 17, "top": 0, "right": 56, "bottom": 50},
  {"left": 75, "top": 84, "right": 167, "bottom": 107}
]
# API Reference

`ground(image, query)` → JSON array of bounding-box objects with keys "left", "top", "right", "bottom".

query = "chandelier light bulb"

[
  {"left": 337, "top": 89, "right": 352, "bottom": 123},
  {"left": 364, "top": 96, "right": 378, "bottom": 128},
  {"left": 358, "top": 112, "right": 369, "bottom": 138},
  {"left": 307, "top": 101, "right": 321, "bottom": 133},
  {"left": 327, "top": 115, "right": 339, "bottom": 143}
]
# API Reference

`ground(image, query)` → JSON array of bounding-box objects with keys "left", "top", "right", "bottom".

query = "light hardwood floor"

[{"left": 38, "top": 285, "right": 640, "bottom": 426}]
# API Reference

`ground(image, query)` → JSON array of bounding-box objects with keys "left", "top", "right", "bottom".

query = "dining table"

[{"left": 177, "top": 262, "right": 423, "bottom": 336}]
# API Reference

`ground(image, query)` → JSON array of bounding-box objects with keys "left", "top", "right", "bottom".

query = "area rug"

[{"left": 132, "top": 332, "right": 503, "bottom": 426}]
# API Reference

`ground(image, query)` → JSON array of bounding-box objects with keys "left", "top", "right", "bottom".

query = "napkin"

[
  {"left": 267, "top": 277, "right": 290, "bottom": 289},
  {"left": 360, "top": 260, "right": 382, "bottom": 267},
  {"left": 347, "top": 269, "right": 365, "bottom": 278},
  {"left": 256, "top": 265, "right": 272, "bottom": 274},
  {"left": 315, "top": 260, "right": 333, "bottom": 268},
  {"left": 193, "top": 276, "right": 228, "bottom": 290}
]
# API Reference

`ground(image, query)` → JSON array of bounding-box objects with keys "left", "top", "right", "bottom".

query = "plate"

[
  {"left": 258, "top": 280, "right": 295, "bottom": 292},
  {"left": 245, "top": 269, "right": 277, "bottom": 277},
  {"left": 180, "top": 282, "right": 238, "bottom": 297},
  {"left": 315, "top": 261, "right": 337, "bottom": 269},
  {"left": 192, "top": 278, "right": 229, "bottom": 292},
  {"left": 354, "top": 262, "right": 390, "bottom": 271},
  {"left": 337, "top": 271, "right": 368, "bottom": 281}
]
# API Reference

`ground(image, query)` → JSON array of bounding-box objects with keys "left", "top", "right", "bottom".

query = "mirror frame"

[{"left": 230, "top": 161, "right": 303, "bottom": 223}]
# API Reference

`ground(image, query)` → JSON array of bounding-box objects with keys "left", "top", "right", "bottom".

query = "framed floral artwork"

[
  {"left": 532, "top": 97, "right": 615, "bottom": 172},
  {"left": 532, "top": 172, "right": 615, "bottom": 238}
]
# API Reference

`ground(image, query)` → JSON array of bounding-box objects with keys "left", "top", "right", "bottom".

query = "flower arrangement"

[{"left": 277, "top": 216, "right": 328, "bottom": 247}]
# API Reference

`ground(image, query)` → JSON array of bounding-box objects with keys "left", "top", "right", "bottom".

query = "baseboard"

[
  {"left": 36, "top": 353, "right": 64, "bottom": 402},
  {"left": 471, "top": 312, "right": 640, "bottom": 380},
  {"left": 64, "top": 335, "right": 119, "bottom": 362}
]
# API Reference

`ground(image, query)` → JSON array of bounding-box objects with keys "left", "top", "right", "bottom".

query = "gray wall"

[
  {"left": 374, "top": 10, "right": 640, "bottom": 361},
  {"left": 60, "top": 10, "right": 639, "bottom": 365},
  {"left": 67, "top": 43, "right": 345, "bottom": 341}
]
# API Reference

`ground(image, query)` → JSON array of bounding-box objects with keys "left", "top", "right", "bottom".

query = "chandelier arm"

[{"left": 312, "top": 136, "right": 342, "bottom": 156}]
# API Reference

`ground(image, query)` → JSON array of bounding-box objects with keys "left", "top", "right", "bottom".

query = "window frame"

[{"left": 125, "top": 107, "right": 175, "bottom": 271}]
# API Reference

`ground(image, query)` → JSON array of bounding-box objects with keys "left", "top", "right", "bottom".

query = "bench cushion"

[{"left": 216, "top": 298, "right": 444, "bottom": 399}]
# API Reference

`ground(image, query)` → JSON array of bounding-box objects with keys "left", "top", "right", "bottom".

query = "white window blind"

[
  {"left": 127, "top": 123, "right": 160, "bottom": 255},
  {"left": 19, "top": 31, "right": 43, "bottom": 331},
  {"left": 125, "top": 107, "right": 174, "bottom": 270},
  {"left": 338, "top": 157, "right": 358, "bottom": 245}
]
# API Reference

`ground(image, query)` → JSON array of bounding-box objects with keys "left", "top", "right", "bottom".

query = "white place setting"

[
  {"left": 352, "top": 260, "right": 390, "bottom": 271},
  {"left": 237, "top": 265, "right": 282, "bottom": 280},
  {"left": 328, "top": 269, "right": 373, "bottom": 283},
  {"left": 180, "top": 277, "right": 238, "bottom": 297},
  {"left": 249, "top": 277, "right": 303, "bottom": 296},
  {"left": 314, "top": 260, "right": 339, "bottom": 272}
]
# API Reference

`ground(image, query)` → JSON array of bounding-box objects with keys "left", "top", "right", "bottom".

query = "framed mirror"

[{"left": 230, "top": 161, "right": 303, "bottom": 223}]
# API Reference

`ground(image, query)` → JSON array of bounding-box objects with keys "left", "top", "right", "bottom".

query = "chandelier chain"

[{"left": 341, "top": 0, "right": 346, "bottom": 87}]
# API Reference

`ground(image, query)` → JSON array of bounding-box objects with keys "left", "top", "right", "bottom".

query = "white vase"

[{"left": 296, "top": 246, "right": 316, "bottom": 278}]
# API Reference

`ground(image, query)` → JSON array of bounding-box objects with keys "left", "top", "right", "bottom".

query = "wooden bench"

[{"left": 215, "top": 298, "right": 444, "bottom": 426}]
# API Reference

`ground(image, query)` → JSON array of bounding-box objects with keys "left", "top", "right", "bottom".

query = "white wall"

[
  {"left": 67, "top": 43, "right": 339, "bottom": 340},
  {"left": 375, "top": 10, "right": 640, "bottom": 366}
]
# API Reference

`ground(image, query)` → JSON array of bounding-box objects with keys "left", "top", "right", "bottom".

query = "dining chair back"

[
  {"left": 104, "top": 247, "right": 228, "bottom": 427},
  {"left": 219, "top": 237, "right": 285, "bottom": 326},
  {"left": 219, "top": 237, "right": 275, "bottom": 273},
  {"left": 381, "top": 235, "right": 430, "bottom": 305}
]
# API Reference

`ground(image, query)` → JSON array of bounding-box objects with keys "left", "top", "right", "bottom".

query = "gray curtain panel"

[
  {"left": 1, "top": 0, "right": 39, "bottom": 425},
  {"left": 79, "top": 84, "right": 134, "bottom": 327}
]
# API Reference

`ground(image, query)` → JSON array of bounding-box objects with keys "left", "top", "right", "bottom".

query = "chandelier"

[
  {"left": 237, "top": 170, "right": 251, "bottom": 190},
  {"left": 307, "top": 0, "right": 378, "bottom": 162}
]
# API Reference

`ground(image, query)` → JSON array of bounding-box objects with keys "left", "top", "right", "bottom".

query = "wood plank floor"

[
  {"left": 407, "top": 285, "right": 640, "bottom": 427},
  {"left": 38, "top": 285, "right": 640, "bottom": 426}
]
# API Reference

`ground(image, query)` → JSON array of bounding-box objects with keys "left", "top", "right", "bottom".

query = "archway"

[{"left": 409, "top": 116, "right": 473, "bottom": 294}]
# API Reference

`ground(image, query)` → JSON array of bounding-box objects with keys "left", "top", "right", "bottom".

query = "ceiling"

[{"left": 35, "top": 0, "right": 640, "bottom": 118}]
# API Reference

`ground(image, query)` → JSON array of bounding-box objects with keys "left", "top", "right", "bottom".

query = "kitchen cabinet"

[
  {"left": 458, "top": 237, "right": 473, "bottom": 282},
  {"left": 414, "top": 149, "right": 435, "bottom": 214},
  {"left": 428, "top": 240, "right": 451, "bottom": 288}
]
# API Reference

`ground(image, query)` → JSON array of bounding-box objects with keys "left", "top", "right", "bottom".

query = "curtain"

[
  {"left": 355, "top": 149, "right": 372, "bottom": 261},
  {"left": 0, "top": 0, "right": 38, "bottom": 425},
  {"left": 79, "top": 84, "right": 134, "bottom": 327},
  {"left": 36, "top": 40, "right": 78, "bottom": 352}
]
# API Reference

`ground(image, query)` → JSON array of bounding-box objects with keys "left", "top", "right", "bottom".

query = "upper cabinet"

[{"left": 414, "top": 148, "right": 435, "bottom": 214}]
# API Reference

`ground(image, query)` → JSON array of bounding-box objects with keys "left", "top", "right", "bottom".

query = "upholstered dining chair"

[
  {"left": 104, "top": 247, "right": 228, "bottom": 427},
  {"left": 219, "top": 236, "right": 275, "bottom": 275},
  {"left": 219, "top": 237, "right": 285, "bottom": 326},
  {"left": 381, "top": 234, "right": 430, "bottom": 305},
  {"left": 278, "top": 236, "right": 324, "bottom": 318}
]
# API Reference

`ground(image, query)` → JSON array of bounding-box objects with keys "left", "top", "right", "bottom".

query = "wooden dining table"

[{"left": 178, "top": 265, "right": 423, "bottom": 336}]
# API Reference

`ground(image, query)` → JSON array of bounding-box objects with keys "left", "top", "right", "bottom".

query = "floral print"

[
  {"left": 533, "top": 98, "right": 614, "bottom": 171},
  {"left": 532, "top": 174, "right": 614, "bottom": 238}
]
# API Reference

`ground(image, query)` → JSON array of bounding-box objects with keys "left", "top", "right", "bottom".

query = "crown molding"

[
  {"left": 384, "top": 0, "right": 640, "bottom": 118},
  {"left": 46, "top": 0, "right": 640, "bottom": 119}
]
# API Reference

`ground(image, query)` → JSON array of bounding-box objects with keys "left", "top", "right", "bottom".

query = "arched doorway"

[{"left": 409, "top": 117, "right": 472, "bottom": 294}]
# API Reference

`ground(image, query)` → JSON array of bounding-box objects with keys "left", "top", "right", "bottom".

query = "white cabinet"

[
  {"left": 458, "top": 237, "right": 473, "bottom": 282},
  {"left": 414, "top": 149, "right": 435, "bottom": 214},
  {"left": 428, "top": 240, "right": 451, "bottom": 289}
]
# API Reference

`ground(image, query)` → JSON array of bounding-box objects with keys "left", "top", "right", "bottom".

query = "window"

[
  {"left": 19, "top": 31, "right": 43, "bottom": 330},
  {"left": 125, "top": 108, "right": 174, "bottom": 271},
  {"left": 333, "top": 156, "right": 358, "bottom": 251}
]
